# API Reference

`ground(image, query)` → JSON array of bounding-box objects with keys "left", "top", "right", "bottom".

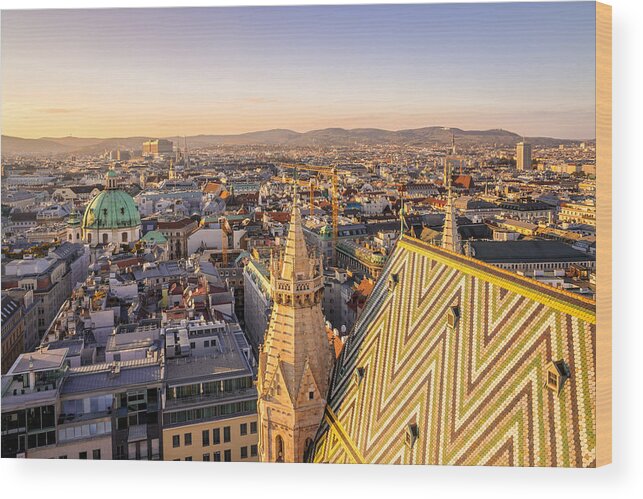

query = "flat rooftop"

[{"left": 470, "top": 240, "right": 595, "bottom": 263}]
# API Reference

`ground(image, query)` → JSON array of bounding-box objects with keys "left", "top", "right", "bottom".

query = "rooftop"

[
  {"left": 7, "top": 347, "right": 68, "bottom": 376},
  {"left": 469, "top": 240, "right": 595, "bottom": 263}
]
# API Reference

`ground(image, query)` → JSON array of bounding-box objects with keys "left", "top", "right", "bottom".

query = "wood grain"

[{"left": 595, "top": 1, "right": 612, "bottom": 468}]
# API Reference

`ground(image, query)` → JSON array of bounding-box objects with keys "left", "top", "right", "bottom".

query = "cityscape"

[{"left": 1, "top": 4, "right": 598, "bottom": 466}]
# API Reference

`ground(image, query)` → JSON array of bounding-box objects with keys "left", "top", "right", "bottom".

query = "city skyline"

[{"left": 2, "top": 3, "right": 596, "bottom": 139}]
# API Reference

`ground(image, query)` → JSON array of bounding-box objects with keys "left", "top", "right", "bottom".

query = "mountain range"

[{"left": 1, "top": 127, "right": 589, "bottom": 156}]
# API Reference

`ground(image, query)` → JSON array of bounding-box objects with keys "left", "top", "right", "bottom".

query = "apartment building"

[{"left": 161, "top": 319, "right": 258, "bottom": 462}]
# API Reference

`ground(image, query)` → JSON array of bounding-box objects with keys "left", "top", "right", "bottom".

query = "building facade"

[{"left": 516, "top": 141, "right": 533, "bottom": 170}]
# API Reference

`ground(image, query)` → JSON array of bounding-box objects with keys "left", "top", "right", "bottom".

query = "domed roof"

[
  {"left": 82, "top": 189, "right": 141, "bottom": 230},
  {"left": 67, "top": 211, "right": 82, "bottom": 227}
]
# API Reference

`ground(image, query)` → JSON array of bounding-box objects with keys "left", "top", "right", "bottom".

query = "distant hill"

[{"left": 1, "top": 127, "right": 585, "bottom": 155}]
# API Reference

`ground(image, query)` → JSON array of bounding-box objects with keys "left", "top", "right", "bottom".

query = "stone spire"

[
  {"left": 168, "top": 159, "right": 176, "bottom": 180},
  {"left": 257, "top": 188, "right": 334, "bottom": 463},
  {"left": 442, "top": 155, "right": 462, "bottom": 254},
  {"left": 280, "top": 194, "right": 313, "bottom": 281}
]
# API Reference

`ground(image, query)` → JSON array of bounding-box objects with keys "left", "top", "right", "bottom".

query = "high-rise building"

[
  {"left": 142, "top": 139, "right": 174, "bottom": 158},
  {"left": 516, "top": 141, "right": 533, "bottom": 170},
  {"left": 257, "top": 196, "right": 334, "bottom": 463}
]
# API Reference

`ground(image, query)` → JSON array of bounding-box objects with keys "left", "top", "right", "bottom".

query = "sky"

[{"left": 1, "top": 3, "right": 596, "bottom": 139}]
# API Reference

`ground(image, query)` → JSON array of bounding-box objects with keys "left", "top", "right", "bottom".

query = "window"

[
  {"left": 224, "top": 449, "right": 232, "bottom": 462},
  {"left": 213, "top": 428, "right": 220, "bottom": 445},
  {"left": 204, "top": 340, "right": 209, "bottom": 348},
  {"left": 92, "top": 449, "right": 101, "bottom": 460},
  {"left": 122, "top": 232, "right": 128, "bottom": 243},
  {"left": 185, "top": 456, "right": 192, "bottom": 461},
  {"left": 202, "top": 429, "right": 210, "bottom": 446},
  {"left": 59, "top": 455, "right": 67, "bottom": 459},
  {"left": 223, "top": 426, "right": 230, "bottom": 443},
  {"left": 240, "top": 423, "right": 247, "bottom": 436},
  {"left": 309, "top": 390, "right": 314, "bottom": 400},
  {"left": 275, "top": 435, "right": 284, "bottom": 462},
  {"left": 250, "top": 445, "right": 258, "bottom": 457},
  {"left": 548, "top": 371, "right": 558, "bottom": 388},
  {"left": 250, "top": 422, "right": 257, "bottom": 434},
  {"left": 172, "top": 435, "right": 180, "bottom": 448},
  {"left": 184, "top": 433, "right": 192, "bottom": 446},
  {"left": 203, "top": 453, "right": 210, "bottom": 461},
  {"left": 213, "top": 451, "right": 221, "bottom": 462},
  {"left": 79, "top": 451, "right": 87, "bottom": 459},
  {"left": 240, "top": 446, "right": 248, "bottom": 459},
  {"left": 190, "top": 342, "right": 195, "bottom": 349}
]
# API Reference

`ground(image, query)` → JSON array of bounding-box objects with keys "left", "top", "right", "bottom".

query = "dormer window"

[
  {"left": 545, "top": 360, "right": 571, "bottom": 395},
  {"left": 405, "top": 423, "right": 419, "bottom": 449},
  {"left": 354, "top": 367, "right": 366, "bottom": 386},
  {"left": 447, "top": 306, "right": 460, "bottom": 329},
  {"left": 388, "top": 273, "right": 399, "bottom": 291}
]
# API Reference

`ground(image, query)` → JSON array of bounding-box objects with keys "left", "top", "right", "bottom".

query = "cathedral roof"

[{"left": 311, "top": 235, "right": 596, "bottom": 466}]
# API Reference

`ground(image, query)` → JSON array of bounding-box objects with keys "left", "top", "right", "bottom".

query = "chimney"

[{"left": 28, "top": 356, "right": 36, "bottom": 389}]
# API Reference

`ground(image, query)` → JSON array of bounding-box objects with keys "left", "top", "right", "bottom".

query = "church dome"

[{"left": 82, "top": 172, "right": 141, "bottom": 230}]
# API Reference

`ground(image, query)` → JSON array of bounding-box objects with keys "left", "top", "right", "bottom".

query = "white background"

[{"left": 0, "top": 1, "right": 640, "bottom": 498}]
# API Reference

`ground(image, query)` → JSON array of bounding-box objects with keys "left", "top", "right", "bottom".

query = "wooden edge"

[{"left": 595, "top": 1, "right": 612, "bottom": 467}]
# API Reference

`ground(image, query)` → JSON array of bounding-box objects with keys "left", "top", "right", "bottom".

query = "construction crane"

[
  {"left": 271, "top": 175, "right": 316, "bottom": 216},
  {"left": 280, "top": 163, "right": 340, "bottom": 247}
]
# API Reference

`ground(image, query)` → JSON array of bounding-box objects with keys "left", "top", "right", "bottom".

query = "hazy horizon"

[
  {"left": 1, "top": 123, "right": 596, "bottom": 142},
  {"left": 2, "top": 3, "right": 596, "bottom": 140}
]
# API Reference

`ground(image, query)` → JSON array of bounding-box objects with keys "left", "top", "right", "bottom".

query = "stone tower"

[
  {"left": 257, "top": 194, "right": 334, "bottom": 463},
  {"left": 442, "top": 153, "right": 461, "bottom": 254}
]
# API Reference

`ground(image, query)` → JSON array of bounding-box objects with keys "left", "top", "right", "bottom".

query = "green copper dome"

[{"left": 82, "top": 189, "right": 141, "bottom": 230}]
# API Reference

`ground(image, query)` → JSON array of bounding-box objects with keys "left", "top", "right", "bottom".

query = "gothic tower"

[
  {"left": 442, "top": 154, "right": 462, "bottom": 254},
  {"left": 257, "top": 192, "right": 334, "bottom": 463}
]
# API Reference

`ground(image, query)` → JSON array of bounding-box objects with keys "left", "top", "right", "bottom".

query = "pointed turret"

[
  {"left": 257, "top": 186, "right": 334, "bottom": 463},
  {"left": 442, "top": 157, "right": 462, "bottom": 254},
  {"left": 280, "top": 200, "right": 313, "bottom": 281}
]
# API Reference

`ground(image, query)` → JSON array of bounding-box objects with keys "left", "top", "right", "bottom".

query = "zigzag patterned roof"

[{"left": 312, "top": 235, "right": 596, "bottom": 466}]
